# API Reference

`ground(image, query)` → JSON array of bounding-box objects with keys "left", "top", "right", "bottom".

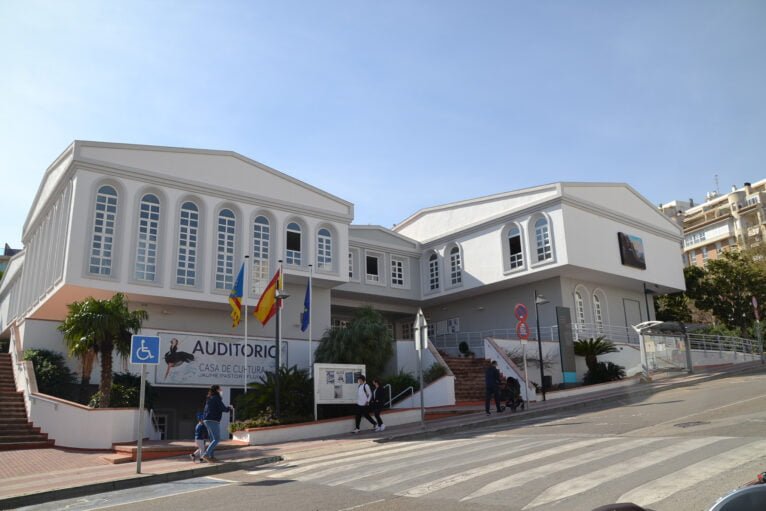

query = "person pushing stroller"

[{"left": 505, "top": 376, "right": 524, "bottom": 412}]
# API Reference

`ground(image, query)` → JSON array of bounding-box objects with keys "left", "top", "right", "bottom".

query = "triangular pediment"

[{"left": 74, "top": 141, "right": 353, "bottom": 218}]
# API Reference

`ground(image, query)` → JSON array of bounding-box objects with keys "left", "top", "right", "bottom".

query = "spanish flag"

[
  {"left": 254, "top": 268, "right": 282, "bottom": 326},
  {"left": 228, "top": 263, "right": 244, "bottom": 328}
]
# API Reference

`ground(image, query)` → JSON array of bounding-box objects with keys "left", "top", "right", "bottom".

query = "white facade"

[{"left": 0, "top": 141, "right": 686, "bottom": 440}]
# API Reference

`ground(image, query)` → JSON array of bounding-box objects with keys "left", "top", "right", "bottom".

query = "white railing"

[
  {"left": 431, "top": 322, "right": 640, "bottom": 354},
  {"left": 687, "top": 334, "right": 759, "bottom": 355}
]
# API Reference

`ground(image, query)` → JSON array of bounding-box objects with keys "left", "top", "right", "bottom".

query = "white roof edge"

[
  {"left": 0, "top": 250, "right": 25, "bottom": 296},
  {"left": 73, "top": 140, "right": 354, "bottom": 210},
  {"left": 22, "top": 142, "right": 76, "bottom": 235},
  {"left": 350, "top": 224, "right": 421, "bottom": 247},
  {"left": 393, "top": 182, "right": 563, "bottom": 232},
  {"left": 562, "top": 182, "right": 683, "bottom": 233}
]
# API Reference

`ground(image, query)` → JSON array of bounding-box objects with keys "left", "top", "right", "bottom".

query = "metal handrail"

[
  {"left": 383, "top": 384, "right": 392, "bottom": 409},
  {"left": 390, "top": 386, "right": 415, "bottom": 407}
]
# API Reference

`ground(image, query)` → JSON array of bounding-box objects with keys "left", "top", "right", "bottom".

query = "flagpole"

[
  {"left": 243, "top": 255, "right": 249, "bottom": 394},
  {"left": 308, "top": 263, "right": 313, "bottom": 379},
  {"left": 275, "top": 260, "right": 284, "bottom": 417}
]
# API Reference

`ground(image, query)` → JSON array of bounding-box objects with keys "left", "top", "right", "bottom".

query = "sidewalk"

[{"left": 1, "top": 362, "right": 763, "bottom": 509}]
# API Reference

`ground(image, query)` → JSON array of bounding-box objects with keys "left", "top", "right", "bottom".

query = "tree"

[
  {"left": 573, "top": 337, "right": 618, "bottom": 372},
  {"left": 686, "top": 251, "right": 766, "bottom": 336},
  {"left": 314, "top": 306, "right": 394, "bottom": 378},
  {"left": 58, "top": 293, "right": 148, "bottom": 408}
]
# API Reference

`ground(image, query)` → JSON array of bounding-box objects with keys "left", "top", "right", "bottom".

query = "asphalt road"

[{"left": 22, "top": 370, "right": 766, "bottom": 511}]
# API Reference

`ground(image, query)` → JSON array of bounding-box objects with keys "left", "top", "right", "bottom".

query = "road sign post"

[
  {"left": 753, "top": 297, "right": 763, "bottom": 365},
  {"left": 414, "top": 309, "right": 428, "bottom": 429},
  {"left": 515, "top": 304, "right": 531, "bottom": 407},
  {"left": 130, "top": 335, "right": 160, "bottom": 474}
]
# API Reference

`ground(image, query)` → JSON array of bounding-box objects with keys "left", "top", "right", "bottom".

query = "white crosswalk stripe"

[
  {"left": 351, "top": 438, "right": 559, "bottom": 492},
  {"left": 617, "top": 440, "right": 766, "bottom": 507},
  {"left": 252, "top": 434, "right": 766, "bottom": 509},
  {"left": 324, "top": 436, "right": 530, "bottom": 486},
  {"left": 460, "top": 436, "right": 664, "bottom": 502},
  {"left": 523, "top": 436, "right": 725, "bottom": 509},
  {"left": 396, "top": 437, "right": 612, "bottom": 498},
  {"left": 270, "top": 440, "right": 441, "bottom": 479}
]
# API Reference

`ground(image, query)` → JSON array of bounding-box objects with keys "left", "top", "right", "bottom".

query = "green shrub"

[
  {"left": 583, "top": 362, "right": 626, "bottom": 385},
  {"left": 386, "top": 370, "right": 419, "bottom": 404},
  {"left": 229, "top": 408, "right": 312, "bottom": 432},
  {"left": 314, "top": 306, "right": 394, "bottom": 377},
  {"left": 24, "top": 349, "right": 76, "bottom": 398},
  {"left": 88, "top": 372, "right": 154, "bottom": 408},
  {"left": 235, "top": 365, "right": 313, "bottom": 420},
  {"left": 423, "top": 363, "right": 448, "bottom": 384}
]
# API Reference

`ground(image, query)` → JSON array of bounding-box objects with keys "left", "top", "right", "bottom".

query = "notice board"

[{"left": 313, "top": 363, "right": 366, "bottom": 405}]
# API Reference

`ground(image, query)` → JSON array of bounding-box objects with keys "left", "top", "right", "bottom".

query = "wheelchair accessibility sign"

[{"left": 130, "top": 335, "right": 160, "bottom": 365}]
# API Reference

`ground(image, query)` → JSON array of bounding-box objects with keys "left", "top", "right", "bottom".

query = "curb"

[
  {"left": 0, "top": 455, "right": 283, "bottom": 509},
  {"left": 376, "top": 363, "right": 766, "bottom": 443}
]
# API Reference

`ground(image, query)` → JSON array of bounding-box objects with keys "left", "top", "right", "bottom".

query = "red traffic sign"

[
  {"left": 514, "top": 303, "right": 529, "bottom": 321},
  {"left": 516, "top": 321, "right": 530, "bottom": 340}
]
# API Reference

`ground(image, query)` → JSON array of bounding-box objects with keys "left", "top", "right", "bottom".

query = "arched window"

[
  {"left": 89, "top": 185, "right": 118, "bottom": 276},
  {"left": 317, "top": 228, "right": 332, "bottom": 270},
  {"left": 593, "top": 292, "right": 604, "bottom": 332},
  {"left": 575, "top": 290, "right": 586, "bottom": 325},
  {"left": 176, "top": 201, "right": 199, "bottom": 286},
  {"left": 449, "top": 246, "right": 462, "bottom": 285},
  {"left": 286, "top": 222, "right": 302, "bottom": 265},
  {"left": 535, "top": 217, "right": 552, "bottom": 261},
  {"left": 135, "top": 194, "right": 160, "bottom": 281},
  {"left": 508, "top": 226, "right": 523, "bottom": 269},
  {"left": 215, "top": 209, "right": 237, "bottom": 290},
  {"left": 428, "top": 253, "right": 440, "bottom": 290},
  {"left": 252, "top": 216, "right": 270, "bottom": 293}
]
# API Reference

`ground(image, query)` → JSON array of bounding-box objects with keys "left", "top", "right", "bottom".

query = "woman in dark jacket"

[
  {"left": 370, "top": 379, "right": 386, "bottom": 432},
  {"left": 201, "top": 384, "right": 233, "bottom": 462}
]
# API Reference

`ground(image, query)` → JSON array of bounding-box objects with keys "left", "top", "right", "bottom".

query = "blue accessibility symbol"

[{"left": 130, "top": 335, "right": 161, "bottom": 365}]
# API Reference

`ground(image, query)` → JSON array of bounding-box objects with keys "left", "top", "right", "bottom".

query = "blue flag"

[{"left": 300, "top": 280, "right": 310, "bottom": 332}]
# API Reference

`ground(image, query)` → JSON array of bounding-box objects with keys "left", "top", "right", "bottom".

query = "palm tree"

[
  {"left": 59, "top": 293, "right": 148, "bottom": 407},
  {"left": 573, "top": 336, "right": 618, "bottom": 372}
]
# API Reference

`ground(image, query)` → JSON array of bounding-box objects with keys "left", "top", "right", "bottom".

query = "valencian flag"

[
  {"left": 254, "top": 268, "right": 282, "bottom": 326},
  {"left": 228, "top": 263, "right": 245, "bottom": 328},
  {"left": 300, "top": 280, "right": 310, "bottom": 332}
]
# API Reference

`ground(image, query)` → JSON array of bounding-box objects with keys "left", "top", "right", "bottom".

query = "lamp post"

[
  {"left": 274, "top": 261, "right": 289, "bottom": 418},
  {"left": 534, "top": 290, "right": 550, "bottom": 401}
]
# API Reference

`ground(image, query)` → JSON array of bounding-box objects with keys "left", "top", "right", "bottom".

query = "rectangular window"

[
  {"left": 348, "top": 251, "right": 354, "bottom": 279},
  {"left": 509, "top": 233, "right": 523, "bottom": 269},
  {"left": 702, "top": 246, "right": 708, "bottom": 264},
  {"left": 401, "top": 322, "right": 413, "bottom": 340},
  {"left": 391, "top": 257, "right": 404, "bottom": 287},
  {"left": 366, "top": 255, "right": 380, "bottom": 282},
  {"left": 286, "top": 231, "right": 301, "bottom": 251},
  {"left": 447, "top": 317, "right": 460, "bottom": 333}
]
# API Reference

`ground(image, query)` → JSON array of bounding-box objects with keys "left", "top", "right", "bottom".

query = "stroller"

[{"left": 503, "top": 376, "right": 524, "bottom": 412}]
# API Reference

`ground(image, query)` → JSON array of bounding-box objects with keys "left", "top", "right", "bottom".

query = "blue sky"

[{"left": 1, "top": 1, "right": 765, "bottom": 248}]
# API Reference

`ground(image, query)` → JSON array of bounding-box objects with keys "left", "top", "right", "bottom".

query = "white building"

[{"left": 0, "top": 141, "right": 685, "bottom": 440}]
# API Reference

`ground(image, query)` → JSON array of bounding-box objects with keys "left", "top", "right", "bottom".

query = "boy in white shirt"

[{"left": 352, "top": 375, "right": 377, "bottom": 434}]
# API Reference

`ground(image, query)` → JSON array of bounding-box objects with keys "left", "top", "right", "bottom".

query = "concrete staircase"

[
  {"left": 0, "top": 353, "right": 54, "bottom": 450},
  {"left": 442, "top": 356, "right": 491, "bottom": 402}
]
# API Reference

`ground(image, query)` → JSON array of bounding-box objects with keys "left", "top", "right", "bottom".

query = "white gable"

[
  {"left": 394, "top": 185, "right": 560, "bottom": 242},
  {"left": 76, "top": 142, "right": 353, "bottom": 218},
  {"left": 350, "top": 226, "right": 419, "bottom": 251},
  {"left": 562, "top": 183, "right": 680, "bottom": 234}
]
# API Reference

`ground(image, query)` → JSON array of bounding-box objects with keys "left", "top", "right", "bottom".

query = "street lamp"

[{"left": 534, "top": 290, "right": 550, "bottom": 401}]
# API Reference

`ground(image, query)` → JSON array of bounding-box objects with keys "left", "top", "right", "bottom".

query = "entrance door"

[{"left": 623, "top": 299, "right": 642, "bottom": 343}]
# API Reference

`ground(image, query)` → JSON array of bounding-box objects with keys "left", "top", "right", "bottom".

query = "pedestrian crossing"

[{"left": 261, "top": 433, "right": 766, "bottom": 509}]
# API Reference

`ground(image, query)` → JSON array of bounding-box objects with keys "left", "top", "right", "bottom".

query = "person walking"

[
  {"left": 485, "top": 360, "right": 504, "bottom": 415},
  {"left": 201, "top": 384, "right": 234, "bottom": 462},
  {"left": 190, "top": 412, "right": 208, "bottom": 463},
  {"left": 370, "top": 379, "right": 386, "bottom": 432},
  {"left": 352, "top": 375, "right": 377, "bottom": 434}
]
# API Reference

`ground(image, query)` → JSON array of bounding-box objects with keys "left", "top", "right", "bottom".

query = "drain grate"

[{"left": 674, "top": 421, "right": 710, "bottom": 428}]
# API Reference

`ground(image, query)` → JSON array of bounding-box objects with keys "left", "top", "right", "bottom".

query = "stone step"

[
  {"left": 2, "top": 426, "right": 41, "bottom": 435},
  {"left": 0, "top": 433, "right": 49, "bottom": 443},
  {"left": 0, "top": 440, "right": 55, "bottom": 451}
]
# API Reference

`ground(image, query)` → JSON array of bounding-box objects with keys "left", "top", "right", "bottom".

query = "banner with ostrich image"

[{"left": 154, "top": 332, "right": 280, "bottom": 387}]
